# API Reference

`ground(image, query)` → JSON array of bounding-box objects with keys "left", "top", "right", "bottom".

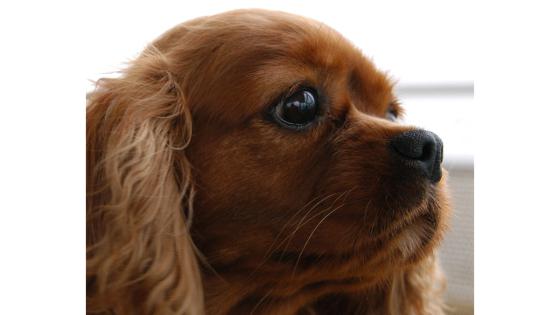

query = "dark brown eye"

[{"left": 273, "top": 88, "right": 318, "bottom": 128}]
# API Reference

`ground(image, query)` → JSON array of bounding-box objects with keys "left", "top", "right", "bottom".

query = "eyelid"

[
  {"left": 385, "top": 100, "right": 405, "bottom": 123},
  {"left": 389, "top": 100, "right": 403, "bottom": 117},
  {"left": 286, "top": 83, "right": 303, "bottom": 95},
  {"left": 285, "top": 83, "right": 317, "bottom": 101}
]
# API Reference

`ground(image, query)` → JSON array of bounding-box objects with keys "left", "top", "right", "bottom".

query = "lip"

[{"left": 365, "top": 190, "right": 440, "bottom": 246}]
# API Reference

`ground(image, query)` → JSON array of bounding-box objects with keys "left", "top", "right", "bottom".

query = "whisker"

[
  {"left": 291, "top": 202, "right": 346, "bottom": 276},
  {"left": 250, "top": 193, "right": 339, "bottom": 275},
  {"left": 249, "top": 287, "right": 275, "bottom": 315},
  {"left": 291, "top": 188, "right": 356, "bottom": 276},
  {"left": 278, "top": 189, "right": 353, "bottom": 260}
]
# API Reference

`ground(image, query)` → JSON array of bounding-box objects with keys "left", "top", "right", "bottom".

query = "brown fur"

[{"left": 87, "top": 9, "right": 450, "bottom": 315}]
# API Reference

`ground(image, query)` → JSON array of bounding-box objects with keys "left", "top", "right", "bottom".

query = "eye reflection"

[{"left": 273, "top": 88, "right": 318, "bottom": 128}]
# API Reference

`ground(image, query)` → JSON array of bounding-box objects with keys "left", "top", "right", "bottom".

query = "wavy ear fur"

[{"left": 86, "top": 46, "right": 203, "bottom": 315}]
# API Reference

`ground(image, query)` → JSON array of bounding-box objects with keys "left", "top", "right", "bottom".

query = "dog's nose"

[{"left": 390, "top": 129, "right": 443, "bottom": 183}]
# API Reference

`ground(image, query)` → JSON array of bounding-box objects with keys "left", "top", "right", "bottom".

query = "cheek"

[{"left": 188, "top": 122, "right": 331, "bottom": 227}]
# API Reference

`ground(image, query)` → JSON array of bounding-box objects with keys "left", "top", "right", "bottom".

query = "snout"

[{"left": 390, "top": 129, "right": 443, "bottom": 183}]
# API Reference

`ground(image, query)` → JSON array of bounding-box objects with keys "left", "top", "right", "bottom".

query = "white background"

[
  {"left": 85, "top": 1, "right": 474, "bottom": 85},
  {"left": 1, "top": 1, "right": 559, "bottom": 315}
]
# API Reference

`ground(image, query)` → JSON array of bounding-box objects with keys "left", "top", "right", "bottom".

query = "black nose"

[{"left": 390, "top": 129, "right": 443, "bottom": 183}]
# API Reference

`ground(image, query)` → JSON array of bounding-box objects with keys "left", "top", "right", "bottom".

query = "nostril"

[
  {"left": 391, "top": 130, "right": 436, "bottom": 162},
  {"left": 420, "top": 140, "right": 435, "bottom": 161}
]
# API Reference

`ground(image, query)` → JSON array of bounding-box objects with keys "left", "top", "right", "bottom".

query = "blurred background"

[{"left": 86, "top": 1, "right": 474, "bottom": 313}]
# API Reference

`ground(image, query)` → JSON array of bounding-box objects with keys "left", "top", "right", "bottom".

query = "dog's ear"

[
  {"left": 385, "top": 254, "right": 447, "bottom": 315},
  {"left": 86, "top": 46, "right": 203, "bottom": 314}
]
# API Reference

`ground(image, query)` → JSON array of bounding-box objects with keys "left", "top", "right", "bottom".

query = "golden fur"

[{"left": 87, "top": 9, "right": 450, "bottom": 314}]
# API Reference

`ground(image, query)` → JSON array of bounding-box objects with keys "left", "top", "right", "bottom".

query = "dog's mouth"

[
  {"left": 371, "top": 183, "right": 444, "bottom": 258},
  {"left": 227, "top": 185, "right": 448, "bottom": 310},
  {"left": 251, "top": 203, "right": 442, "bottom": 307},
  {"left": 215, "top": 178, "right": 448, "bottom": 289},
  {"left": 267, "top": 190, "right": 442, "bottom": 269}
]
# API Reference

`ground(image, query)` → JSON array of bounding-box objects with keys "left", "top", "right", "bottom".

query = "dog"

[{"left": 87, "top": 9, "right": 450, "bottom": 315}]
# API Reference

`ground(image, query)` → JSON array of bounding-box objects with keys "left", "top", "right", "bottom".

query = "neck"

[{"left": 201, "top": 253, "right": 445, "bottom": 315}]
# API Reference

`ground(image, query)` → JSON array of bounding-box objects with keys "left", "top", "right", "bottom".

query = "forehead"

[{"left": 181, "top": 10, "right": 394, "bottom": 122}]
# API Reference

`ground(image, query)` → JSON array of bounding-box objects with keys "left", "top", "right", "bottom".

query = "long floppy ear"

[
  {"left": 86, "top": 47, "right": 203, "bottom": 315},
  {"left": 385, "top": 253, "right": 447, "bottom": 315}
]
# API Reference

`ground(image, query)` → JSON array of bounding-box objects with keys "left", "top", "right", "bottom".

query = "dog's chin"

[
  {"left": 338, "top": 180, "right": 447, "bottom": 271},
  {"left": 393, "top": 214, "right": 438, "bottom": 262},
  {"left": 383, "top": 183, "right": 447, "bottom": 266}
]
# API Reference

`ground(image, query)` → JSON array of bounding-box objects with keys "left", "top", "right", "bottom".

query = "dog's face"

[
  {"left": 177, "top": 10, "right": 449, "bottom": 284},
  {"left": 87, "top": 9, "right": 450, "bottom": 314}
]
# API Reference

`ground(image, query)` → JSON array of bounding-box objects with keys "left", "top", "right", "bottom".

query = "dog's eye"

[
  {"left": 273, "top": 88, "right": 318, "bottom": 128},
  {"left": 386, "top": 100, "right": 402, "bottom": 122},
  {"left": 386, "top": 109, "right": 398, "bottom": 122}
]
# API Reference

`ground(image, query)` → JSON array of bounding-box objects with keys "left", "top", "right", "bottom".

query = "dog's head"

[{"left": 87, "top": 9, "right": 449, "bottom": 314}]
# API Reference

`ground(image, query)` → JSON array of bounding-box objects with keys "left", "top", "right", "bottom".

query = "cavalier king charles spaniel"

[{"left": 87, "top": 9, "right": 450, "bottom": 315}]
